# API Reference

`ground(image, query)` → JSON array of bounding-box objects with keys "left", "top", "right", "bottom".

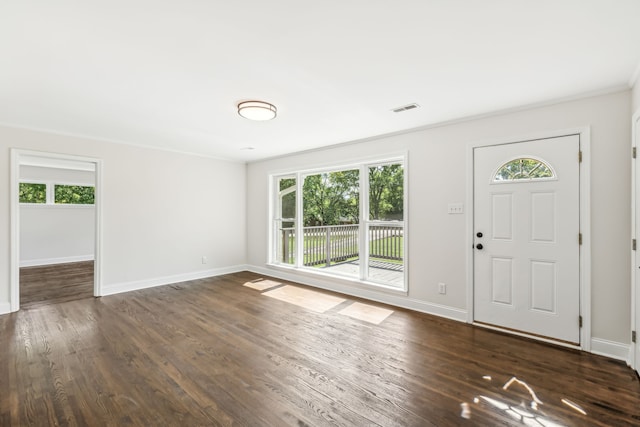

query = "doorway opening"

[{"left": 10, "top": 150, "right": 102, "bottom": 311}]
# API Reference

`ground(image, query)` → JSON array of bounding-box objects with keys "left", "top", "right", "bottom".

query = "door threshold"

[{"left": 473, "top": 321, "right": 581, "bottom": 350}]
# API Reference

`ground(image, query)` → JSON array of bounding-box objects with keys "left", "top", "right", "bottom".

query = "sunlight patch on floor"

[
  {"left": 338, "top": 302, "right": 394, "bottom": 324},
  {"left": 262, "top": 285, "right": 346, "bottom": 313},
  {"left": 243, "top": 279, "right": 282, "bottom": 291}
]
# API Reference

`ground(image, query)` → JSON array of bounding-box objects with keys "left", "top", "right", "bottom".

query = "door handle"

[
  {"left": 476, "top": 232, "right": 483, "bottom": 238},
  {"left": 476, "top": 243, "right": 484, "bottom": 250}
]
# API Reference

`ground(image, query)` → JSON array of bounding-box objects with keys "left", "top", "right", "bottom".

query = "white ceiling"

[{"left": 1, "top": 1, "right": 640, "bottom": 162}]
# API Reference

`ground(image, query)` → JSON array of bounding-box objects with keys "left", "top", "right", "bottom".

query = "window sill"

[
  {"left": 266, "top": 262, "right": 408, "bottom": 297},
  {"left": 19, "top": 203, "right": 95, "bottom": 209}
]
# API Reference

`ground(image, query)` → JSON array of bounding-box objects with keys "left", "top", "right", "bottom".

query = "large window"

[{"left": 271, "top": 158, "right": 406, "bottom": 290}]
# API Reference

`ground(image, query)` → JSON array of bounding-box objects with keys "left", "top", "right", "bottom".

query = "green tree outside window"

[
  {"left": 19, "top": 183, "right": 47, "bottom": 204},
  {"left": 54, "top": 185, "right": 95, "bottom": 204}
]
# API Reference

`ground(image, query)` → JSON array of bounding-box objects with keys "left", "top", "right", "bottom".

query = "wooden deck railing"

[
  {"left": 369, "top": 224, "right": 404, "bottom": 261},
  {"left": 280, "top": 224, "right": 403, "bottom": 267}
]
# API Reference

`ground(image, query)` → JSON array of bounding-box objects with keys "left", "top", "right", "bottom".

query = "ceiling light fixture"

[{"left": 237, "top": 101, "right": 277, "bottom": 121}]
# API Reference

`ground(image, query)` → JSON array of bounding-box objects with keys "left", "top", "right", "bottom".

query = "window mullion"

[
  {"left": 359, "top": 164, "right": 369, "bottom": 281},
  {"left": 47, "top": 182, "right": 54, "bottom": 204},
  {"left": 271, "top": 176, "right": 278, "bottom": 265},
  {"left": 295, "top": 172, "right": 304, "bottom": 269}
]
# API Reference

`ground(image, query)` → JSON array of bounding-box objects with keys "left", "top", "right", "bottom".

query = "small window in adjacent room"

[
  {"left": 19, "top": 183, "right": 47, "bottom": 204},
  {"left": 54, "top": 185, "right": 95, "bottom": 205}
]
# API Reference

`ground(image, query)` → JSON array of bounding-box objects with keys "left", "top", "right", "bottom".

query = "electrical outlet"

[
  {"left": 202, "top": 256, "right": 208, "bottom": 264},
  {"left": 438, "top": 283, "right": 446, "bottom": 294},
  {"left": 447, "top": 203, "right": 464, "bottom": 214}
]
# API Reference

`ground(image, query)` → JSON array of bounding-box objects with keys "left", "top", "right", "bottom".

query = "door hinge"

[
  {"left": 579, "top": 233, "right": 582, "bottom": 245},
  {"left": 634, "top": 147, "right": 637, "bottom": 159},
  {"left": 634, "top": 239, "right": 637, "bottom": 251},
  {"left": 578, "top": 151, "right": 583, "bottom": 163},
  {"left": 579, "top": 316, "right": 583, "bottom": 328},
  {"left": 633, "top": 330, "right": 637, "bottom": 343}
]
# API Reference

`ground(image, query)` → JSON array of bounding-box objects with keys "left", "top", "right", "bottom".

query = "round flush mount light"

[{"left": 237, "top": 100, "right": 277, "bottom": 121}]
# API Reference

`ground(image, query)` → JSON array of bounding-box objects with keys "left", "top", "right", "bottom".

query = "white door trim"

[
  {"left": 631, "top": 110, "right": 640, "bottom": 370},
  {"left": 465, "top": 127, "right": 591, "bottom": 351},
  {"left": 10, "top": 149, "right": 104, "bottom": 312}
]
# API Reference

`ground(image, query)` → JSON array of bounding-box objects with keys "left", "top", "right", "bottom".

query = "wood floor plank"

[{"left": 1, "top": 267, "right": 639, "bottom": 426}]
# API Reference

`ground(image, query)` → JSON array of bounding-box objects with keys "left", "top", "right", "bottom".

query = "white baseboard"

[
  {"left": 20, "top": 254, "right": 94, "bottom": 267},
  {"left": 590, "top": 338, "right": 630, "bottom": 362},
  {"left": 100, "top": 264, "right": 248, "bottom": 296},
  {"left": 248, "top": 264, "right": 468, "bottom": 322},
  {"left": 0, "top": 302, "right": 12, "bottom": 315}
]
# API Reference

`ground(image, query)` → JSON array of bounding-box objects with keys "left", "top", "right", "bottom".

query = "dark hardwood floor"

[
  {"left": 1, "top": 270, "right": 639, "bottom": 426},
  {"left": 19, "top": 261, "right": 94, "bottom": 308}
]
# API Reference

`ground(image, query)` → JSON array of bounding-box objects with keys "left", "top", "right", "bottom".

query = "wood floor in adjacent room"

[
  {"left": 1, "top": 271, "right": 639, "bottom": 426},
  {"left": 20, "top": 261, "right": 94, "bottom": 308}
]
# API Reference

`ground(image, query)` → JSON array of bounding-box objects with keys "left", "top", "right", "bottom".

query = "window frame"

[
  {"left": 273, "top": 175, "right": 297, "bottom": 266},
  {"left": 269, "top": 154, "right": 407, "bottom": 292}
]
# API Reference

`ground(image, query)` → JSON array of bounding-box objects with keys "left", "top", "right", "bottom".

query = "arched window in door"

[{"left": 493, "top": 157, "right": 555, "bottom": 182}]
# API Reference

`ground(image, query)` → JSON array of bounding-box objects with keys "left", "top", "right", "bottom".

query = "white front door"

[{"left": 473, "top": 135, "right": 581, "bottom": 344}]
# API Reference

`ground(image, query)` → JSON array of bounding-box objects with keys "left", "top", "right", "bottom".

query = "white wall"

[
  {"left": 247, "top": 90, "right": 631, "bottom": 347},
  {"left": 0, "top": 125, "right": 247, "bottom": 308},
  {"left": 20, "top": 205, "right": 95, "bottom": 266},
  {"left": 633, "top": 79, "right": 640, "bottom": 114}
]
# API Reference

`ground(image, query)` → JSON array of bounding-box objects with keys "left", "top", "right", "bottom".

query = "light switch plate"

[{"left": 448, "top": 203, "right": 464, "bottom": 214}]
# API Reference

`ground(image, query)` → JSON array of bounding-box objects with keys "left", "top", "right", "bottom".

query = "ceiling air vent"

[{"left": 391, "top": 103, "right": 420, "bottom": 113}]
